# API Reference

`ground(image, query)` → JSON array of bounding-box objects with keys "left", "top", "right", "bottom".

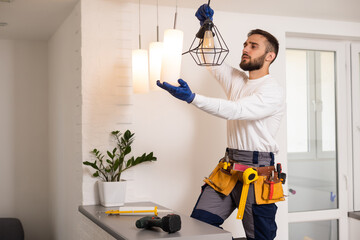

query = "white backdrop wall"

[
  {"left": 0, "top": 39, "right": 51, "bottom": 239},
  {"left": 80, "top": 0, "right": 360, "bottom": 239}
]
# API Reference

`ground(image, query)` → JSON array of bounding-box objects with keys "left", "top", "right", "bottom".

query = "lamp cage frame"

[{"left": 186, "top": 23, "right": 229, "bottom": 66}]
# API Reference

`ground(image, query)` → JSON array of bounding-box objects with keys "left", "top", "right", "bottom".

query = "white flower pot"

[{"left": 98, "top": 181, "right": 127, "bottom": 207}]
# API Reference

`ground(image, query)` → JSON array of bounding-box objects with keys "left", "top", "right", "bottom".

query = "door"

[{"left": 286, "top": 37, "right": 351, "bottom": 240}]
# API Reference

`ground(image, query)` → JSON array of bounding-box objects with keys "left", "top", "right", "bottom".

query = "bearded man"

[{"left": 157, "top": 5, "right": 284, "bottom": 240}]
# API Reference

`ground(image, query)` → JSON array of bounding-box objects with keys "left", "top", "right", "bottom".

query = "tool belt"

[
  {"left": 204, "top": 157, "right": 285, "bottom": 204},
  {"left": 204, "top": 158, "right": 240, "bottom": 196},
  {"left": 254, "top": 166, "right": 285, "bottom": 204}
]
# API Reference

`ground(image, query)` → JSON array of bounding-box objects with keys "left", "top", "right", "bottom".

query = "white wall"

[
  {"left": 0, "top": 39, "right": 51, "bottom": 239},
  {"left": 349, "top": 218, "right": 360, "bottom": 240},
  {"left": 48, "top": 2, "right": 82, "bottom": 240},
  {"left": 79, "top": 1, "right": 360, "bottom": 239}
]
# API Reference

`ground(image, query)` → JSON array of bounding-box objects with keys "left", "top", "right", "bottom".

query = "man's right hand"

[
  {"left": 157, "top": 79, "right": 195, "bottom": 104},
  {"left": 195, "top": 4, "right": 214, "bottom": 26}
]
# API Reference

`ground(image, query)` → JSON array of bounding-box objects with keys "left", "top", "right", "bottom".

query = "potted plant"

[{"left": 83, "top": 130, "right": 157, "bottom": 207}]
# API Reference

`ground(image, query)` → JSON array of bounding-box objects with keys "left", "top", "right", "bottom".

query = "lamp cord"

[
  {"left": 156, "top": 0, "right": 159, "bottom": 41},
  {"left": 173, "top": 0, "right": 178, "bottom": 29},
  {"left": 138, "top": 0, "right": 141, "bottom": 49}
]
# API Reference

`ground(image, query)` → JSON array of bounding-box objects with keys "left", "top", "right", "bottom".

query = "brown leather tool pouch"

[
  {"left": 204, "top": 158, "right": 240, "bottom": 196},
  {"left": 254, "top": 167, "right": 285, "bottom": 204}
]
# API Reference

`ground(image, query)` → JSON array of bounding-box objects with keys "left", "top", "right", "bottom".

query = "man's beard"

[{"left": 239, "top": 52, "right": 267, "bottom": 71}]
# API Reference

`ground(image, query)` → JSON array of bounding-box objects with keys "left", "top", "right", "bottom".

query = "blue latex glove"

[
  {"left": 195, "top": 4, "right": 214, "bottom": 26},
  {"left": 157, "top": 79, "right": 195, "bottom": 103}
]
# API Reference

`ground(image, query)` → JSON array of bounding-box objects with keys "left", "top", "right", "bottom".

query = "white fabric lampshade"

[
  {"left": 149, "top": 41, "right": 164, "bottom": 90},
  {"left": 132, "top": 49, "right": 149, "bottom": 94},
  {"left": 160, "top": 29, "right": 184, "bottom": 85}
]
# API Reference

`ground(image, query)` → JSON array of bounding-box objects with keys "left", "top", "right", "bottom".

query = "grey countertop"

[
  {"left": 79, "top": 202, "right": 232, "bottom": 240},
  {"left": 348, "top": 211, "right": 360, "bottom": 221}
]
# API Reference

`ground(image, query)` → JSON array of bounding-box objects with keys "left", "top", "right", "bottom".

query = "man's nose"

[{"left": 243, "top": 46, "right": 249, "bottom": 54}]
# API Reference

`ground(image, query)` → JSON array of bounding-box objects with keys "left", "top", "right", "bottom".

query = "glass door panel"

[
  {"left": 286, "top": 49, "right": 337, "bottom": 213},
  {"left": 289, "top": 220, "right": 338, "bottom": 240}
]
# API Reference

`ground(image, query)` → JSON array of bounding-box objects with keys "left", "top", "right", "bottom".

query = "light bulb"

[
  {"left": 201, "top": 30, "right": 215, "bottom": 63},
  {"left": 202, "top": 30, "right": 214, "bottom": 49}
]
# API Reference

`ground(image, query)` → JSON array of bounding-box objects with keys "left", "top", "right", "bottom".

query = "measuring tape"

[{"left": 236, "top": 168, "right": 258, "bottom": 220}]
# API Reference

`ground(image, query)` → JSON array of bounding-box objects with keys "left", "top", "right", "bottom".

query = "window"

[{"left": 286, "top": 50, "right": 336, "bottom": 161}]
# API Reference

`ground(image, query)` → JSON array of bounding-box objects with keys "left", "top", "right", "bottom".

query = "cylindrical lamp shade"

[
  {"left": 149, "top": 42, "right": 164, "bottom": 90},
  {"left": 160, "top": 29, "right": 184, "bottom": 85},
  {"left": 132, "top": 49, "right": 149, "bottom": 94}
]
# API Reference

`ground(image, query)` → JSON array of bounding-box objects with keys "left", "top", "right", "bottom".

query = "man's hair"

[{"left": 248, "top": 29, "right": 279, "bottom": 63}]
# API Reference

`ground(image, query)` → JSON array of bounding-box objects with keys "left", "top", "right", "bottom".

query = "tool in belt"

[{"left": 204, "top": 154, "right": 286, "bottom": 220}]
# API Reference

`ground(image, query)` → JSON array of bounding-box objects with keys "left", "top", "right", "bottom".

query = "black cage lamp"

[{"left": 183, "top": 0, "right": 229, "bottom": 66}]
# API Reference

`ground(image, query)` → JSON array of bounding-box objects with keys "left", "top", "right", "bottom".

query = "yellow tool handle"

[
  {"left": 106, "top": 206, "right": 158, "bottom": 216},
  {"left": 237, "top": 184, "right": 249, "bottom": 220}
]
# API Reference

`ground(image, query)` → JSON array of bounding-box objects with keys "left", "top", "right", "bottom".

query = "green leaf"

[
  {"left": 112, "top": 130, "right": 120, "bottom": 135},
  {"left": 93, "top": 171, "right": 99, "bottom": 177},
  {"left": 124, "top": 146, "right": 131, "bottom": 155},
  {"left": 83, "top": 161, "right": 100, "bottom": 170},
  {"left": 128, "top": 156, "right": 135, "bottom": 162},
  {"left": 147, "top": 152, "right": 157, "bottom": 161},
  {"left": 106, "top": 159, "right": 112, "bottom": 165},
  {"left": 124, "top": 130, "right": 131, "bottom": 140},
  {"left": 107, "top": 151, "right": 112, "bottom": 159},
  {"left": 126, "top": 159, "right": 133, "bottom": 168}
]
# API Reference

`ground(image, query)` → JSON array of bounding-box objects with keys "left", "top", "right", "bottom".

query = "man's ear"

[{"left": 266, "top": 52, "right": 276, "bottom": 63}]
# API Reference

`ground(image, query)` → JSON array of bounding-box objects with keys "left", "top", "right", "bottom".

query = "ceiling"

[
  {"left": 1, "top": 0, "right": 360, "bottom": 41},
  {"left": 0, "top": 0, "right": 79, "bottom": 40}
]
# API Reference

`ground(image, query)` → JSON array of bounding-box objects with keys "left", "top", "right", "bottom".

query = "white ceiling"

[
  {"left": 0, "top": 0, "right": 79, "bottom": 40},
  {"left": 166, "top": 0, "right": 360, "bottom": 23},
  {"left": 1, "top": 0, "right": 360, "bottom": 41}
]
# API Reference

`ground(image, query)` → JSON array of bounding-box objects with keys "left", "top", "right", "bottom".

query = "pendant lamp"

[
  {"left": 183, "top": 0, "right": 229, "bottom": 66},
  {"left": 149, "top": 42, "right": 163, "bottom": 90},
  {"left": 160, "top": 0, "right": 184, "bottom": 85},
  {"left": 132, "top": 0, "right": 149, "bottom": 94},
  {"left": 149, "top": 0, "right": 164, "bottom": 90}
]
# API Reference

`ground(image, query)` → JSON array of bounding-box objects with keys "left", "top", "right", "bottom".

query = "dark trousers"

[{"left": 191, "top": 148, "right": 277, "bottom": 240}]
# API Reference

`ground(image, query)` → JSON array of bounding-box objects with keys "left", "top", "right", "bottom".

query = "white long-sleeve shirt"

[{"left": 191, "top": 64, "right": 285, "bottom": 154}]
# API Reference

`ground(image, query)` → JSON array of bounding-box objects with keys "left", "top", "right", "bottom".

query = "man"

[{"left": 157, "top": 5, "right": 284, "bottom": 240}]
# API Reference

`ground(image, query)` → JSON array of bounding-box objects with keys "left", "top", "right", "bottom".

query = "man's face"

[{"left": 239, "top": 34, "right": 268, "bottom": 71}]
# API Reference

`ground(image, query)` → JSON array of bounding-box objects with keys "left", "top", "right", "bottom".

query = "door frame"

[
  {"left": 351, "top": 42, "right": 360, "bottom": 211},
  {"left": 286, "top": 37, "right": 352, "bottom": 240}
]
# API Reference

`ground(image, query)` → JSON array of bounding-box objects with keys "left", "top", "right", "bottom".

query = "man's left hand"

[{"left": 157, "top": 79, "right": 195, "bottom": 103}]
